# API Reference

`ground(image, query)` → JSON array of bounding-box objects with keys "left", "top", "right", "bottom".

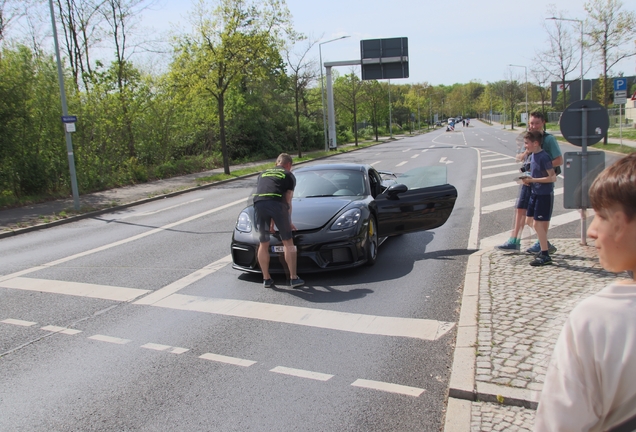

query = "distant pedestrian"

[
  {"left": 462, "top": 119, "right": 466, "bottom": 127},
  {"left": 534, "top": 152, "right": 636, "bottom": 431},
  {"left": 521, "top": 130, "right": 557, "bottom": 266},
  {"left": 253, "top": 153, "right": 304, "bottom": 288}
]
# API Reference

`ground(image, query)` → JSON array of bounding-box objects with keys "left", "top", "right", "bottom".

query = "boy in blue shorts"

[{"left": 521, "top": 130, "right": 557, "bottom": 266}]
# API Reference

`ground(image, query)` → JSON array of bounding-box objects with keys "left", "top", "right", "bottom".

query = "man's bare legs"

[{"left": 258, "top": 239, "right": 298, "bottom": 282}]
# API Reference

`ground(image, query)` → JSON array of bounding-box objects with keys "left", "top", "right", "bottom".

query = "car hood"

[{"left": 291, "top": 197, "right": 354, "bottom": 230}]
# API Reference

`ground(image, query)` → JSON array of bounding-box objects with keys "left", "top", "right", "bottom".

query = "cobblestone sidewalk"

[{"left": 446, "top": 238, "right": 629, "bottom": 432}]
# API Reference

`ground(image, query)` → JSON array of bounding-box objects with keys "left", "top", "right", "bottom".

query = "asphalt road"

[{"left": 0, "top": 121, "right": 618, "bottom": 431}]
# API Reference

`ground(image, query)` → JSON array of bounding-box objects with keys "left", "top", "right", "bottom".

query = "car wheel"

[{"left": 365, "top": 216, "right": 378, "bottom": 266}]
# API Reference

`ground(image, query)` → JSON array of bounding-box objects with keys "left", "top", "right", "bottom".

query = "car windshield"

[{"left": 294, "top": 170, "right": 366, "bottom": 198}]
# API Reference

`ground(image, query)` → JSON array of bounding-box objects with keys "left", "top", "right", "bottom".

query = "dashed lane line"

[
  {"left": 199, "top": 352, "right": 257, "bottom": 367},
  {"left": 396, "top": 161, "right": 408, "bottom": 167},
  {"left": 41, "top": 326, "right": 82, "bottom": 335},
  {"left": 88, "top": 334, "right": 132, "bottom": 345},
  {"left": 351, "top": 379, "right": 425, "bottom": 397},
  {"left": 141, "top": 343, "right": 189, "bottom": 354},
  {"left": 2, "top": 318, "right": 36, "bottom": 327},
  {"left": 270, "top": 366, "right": 334, "bottom": 382}
]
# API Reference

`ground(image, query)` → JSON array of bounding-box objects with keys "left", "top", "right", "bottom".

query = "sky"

[{"left": 60, "top": 0, "right": 636, "bottom": 86}]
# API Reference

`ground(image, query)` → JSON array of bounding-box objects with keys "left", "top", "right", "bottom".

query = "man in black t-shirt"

[{"left": 253, "top": 153, "right": 304, "bottom": 288}]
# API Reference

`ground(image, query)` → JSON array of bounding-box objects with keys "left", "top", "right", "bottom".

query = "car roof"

[{"left": 294, "top": 163, "right": 368, "bottom": 173}]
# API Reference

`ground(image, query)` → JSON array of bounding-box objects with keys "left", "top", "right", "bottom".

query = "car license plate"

[{"left": 271, "top": 246, "right": 284, "bottom": 253}]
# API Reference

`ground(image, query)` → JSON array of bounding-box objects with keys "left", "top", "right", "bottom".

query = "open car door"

[{"left": 374, "top": 166, "right": 457, "bottom": 237}]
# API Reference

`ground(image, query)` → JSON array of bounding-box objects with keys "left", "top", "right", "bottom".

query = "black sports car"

[{"left": 231, "top": 163, "right": 457, "bottom": 274}]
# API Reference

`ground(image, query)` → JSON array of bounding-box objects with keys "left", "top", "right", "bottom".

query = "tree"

[
  {"left": 334, "top": 70, "right": 363, "bottom": 145},
  {"left": 585, "top": 0, "right": 636, "bottom": 106},
  {"left": 360, "top": 80, "right": 388, "bottom": 141},
  {"left": 539, "top": 7, "right": 580, "bottom": 111},
  {"left": 173, "top": 0, "right": 293, "bottom": 175},
  {"left": 284, "top": 35, "right": 316, "bottom": 157}
]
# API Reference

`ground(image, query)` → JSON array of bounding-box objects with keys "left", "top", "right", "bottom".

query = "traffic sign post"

[
  {"left": 560, "top": 100, "right": 609, "bottom": 245},
  {"left": 614, "top": 78, "right": 628, "bottom": 146}
]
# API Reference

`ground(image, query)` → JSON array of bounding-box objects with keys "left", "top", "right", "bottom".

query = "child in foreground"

[{"left": 534, "top": 153, "right": 636, "bottom": 431}]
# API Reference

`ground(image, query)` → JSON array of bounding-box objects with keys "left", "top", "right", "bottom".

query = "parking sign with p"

[{"left": 613, "top": 78, "right": 627, "bottom": 91}]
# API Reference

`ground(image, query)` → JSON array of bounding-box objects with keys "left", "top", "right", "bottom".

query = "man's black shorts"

[{"left": 254, "top": 200, "right": 292, "bottom": 242}]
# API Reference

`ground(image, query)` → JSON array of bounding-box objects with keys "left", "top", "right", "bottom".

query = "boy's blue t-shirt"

[{"left": 530, "top": 150, "right": 554, "bottom": 195}]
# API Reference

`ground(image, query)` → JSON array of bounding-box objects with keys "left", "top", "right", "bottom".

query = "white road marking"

[
  {"left": 0, "top": 277, "right": 150, "bottom": 302},
  {"left": 0, "top": 197, "right": 247, "bottom": 283},
  {"left": 119, "top": 199, "right": 203, "bottom": 220},
  {"left": 402, "top": 148, "right": 412, "bottom": 152},
  {"left": 370, "top": 160, "right": 381, "bottom": 166},
  {"left": 89, "top": 334, "right": 132, "bottom": 345},
  {"left": 481, "top": 188, "right": 564, "bottom": 214},
  {"left": 151, "top": 294, "right": 454, "bottom": 341},
  {"left": 141, "top": 343, "right": 189, "bottom": 354},
  {"left": 270, "top": 366, "right": 334, "bottom": 381},
  {"left": 481, "top": 157, "right": 511, "bottom": 163},
  {"left": 141, "top": 343, "right": 170, "bottom": 351},
  {"left": 199, "top": 353, "right": 256, "bottom": 367},
  {"left": 481, "top": 162, "right": 518, "bottom": 170},
  {"left": 482, "top": 182, "right": 518, "bottom": 192},
  {"left": 482, "top": 170, "right": 520, "bottom": 179},
  {"left": 439, "top": 157, "right": 453, "bottom": 164},
  {"left": 134, "top": 255, "right": 232, "bottom": 305},
  {"left": 351, "top": 379, "right": 425, "bottom": 397},
  {"left": 396, "top": 161, "right": 408, "bottom": 167},
  {"left": 411, "top": 154, "right": 419, "bottom": 159},
  {"left": 41, "top": 325, "right": 82, "bottom": 335},
  {"left": 2, "top": 318, "right": 36, "bottom": 327},
  {"left": 480, "top": 210, "right": 594, "bottom": 249},
  {"left": 468, "top": 148, "right": 482, "bottom": 250},
  {"left": 421, "top": 149, "right": 428, "bottom": 153}
]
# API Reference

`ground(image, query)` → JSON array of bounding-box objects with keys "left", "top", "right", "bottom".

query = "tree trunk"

[{"left": 218, "top": 95, "right": 230, "bottom": 175}]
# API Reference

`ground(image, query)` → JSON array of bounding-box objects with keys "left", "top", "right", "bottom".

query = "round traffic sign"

[{"left": 559, "top": 100, "right": 609, "bottom": 147}]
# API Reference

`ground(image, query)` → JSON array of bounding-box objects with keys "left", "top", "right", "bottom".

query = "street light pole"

[
  {"left": 547, "top": 17, "right": 584, "bottom": 101},
  {"left": 510, "top": 64, "right": 527, "bottom": 129},
  {"left": 319, "top": 35, "right": 350, "bottom": 151}
]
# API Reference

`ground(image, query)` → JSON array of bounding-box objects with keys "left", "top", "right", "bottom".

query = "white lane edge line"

[
  {"left": 119, "top": 198, "right": 204, "bottom": 220},
  {"left": 351, "top": 379, "right": 425, "bottom": 397},
  {"left": 199, "top": 353, "right": 256, "bottom": 367},
  {"left": 270, "top": 366, "right": 334, "bottom": 381}
]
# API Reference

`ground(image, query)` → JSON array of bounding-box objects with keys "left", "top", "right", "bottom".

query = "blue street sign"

[
  {"left": 61, "top": 115, "right": 77, "bottom": 123},
  {"left": 613, "top": 78, "right": 627, "bottom": 91}
]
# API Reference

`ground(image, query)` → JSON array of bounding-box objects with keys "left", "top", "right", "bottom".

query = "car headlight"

[
  {"left": 330, "top": 209, "right": 361, "bottom": 231},
  {"left": 236, "top": 211, "right": 252, "bottom": 232}
]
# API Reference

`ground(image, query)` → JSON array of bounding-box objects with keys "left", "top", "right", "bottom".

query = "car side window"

[{"left": 368, "top": 169, "right": 382, "bottom": 198}]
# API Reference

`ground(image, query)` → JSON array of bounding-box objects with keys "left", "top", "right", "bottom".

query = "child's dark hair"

[
  {"left": 589, "top": 153, "right": 636, "bottom": 221},
  {"left": 524, "top": 130, "right": 544, "bottom": 148}
]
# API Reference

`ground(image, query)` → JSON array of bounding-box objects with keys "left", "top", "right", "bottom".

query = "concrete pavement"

[{"left": 444, "top": 239, "right": 629, "bottom": 431}]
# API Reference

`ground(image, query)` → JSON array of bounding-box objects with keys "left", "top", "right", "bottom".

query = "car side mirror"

[{"left": 386, "top": 183, "right": 408, "bottom": 198}]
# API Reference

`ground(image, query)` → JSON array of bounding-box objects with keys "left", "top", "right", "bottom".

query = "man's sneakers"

[
  {"left": 497, "top": 239, "right": 520, "bottom": 251},
  {"left": 530, "top": 253, "right": 553, "bottom": 267},
  {"left": 526, "top": 241, "right": 557, "bottom": 255},
  {"left": 289, "top": 277, "right": 305, "bottom": 289},
  {"left": 263, "top": 278, "right": 274, "bottom": 288}
]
